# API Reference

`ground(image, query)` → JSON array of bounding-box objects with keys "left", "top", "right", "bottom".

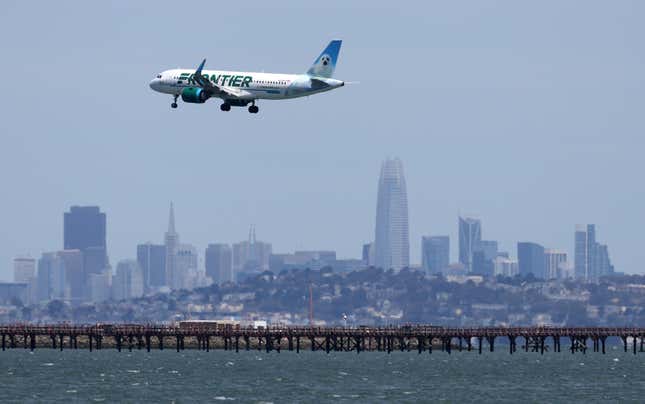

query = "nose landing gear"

[{"left": 171, "top": 94, "right": 178, "bottom": 109}]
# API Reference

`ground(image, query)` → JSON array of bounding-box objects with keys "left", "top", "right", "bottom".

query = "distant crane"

[{"left": 308, "top": 284, "right": 314, "bottom": 326}]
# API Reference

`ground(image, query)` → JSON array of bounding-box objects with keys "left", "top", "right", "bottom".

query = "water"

[{"left": 1, "top": 349, "right": 643, "bottom": 403}]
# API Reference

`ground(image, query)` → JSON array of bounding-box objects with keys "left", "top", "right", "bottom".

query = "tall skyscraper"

[
  {"left": 458, "top": 216, "right": 481, "bottom": 272},
  {"left": 164, "top": 203, "right": 179, "bottom": 289},
  {"left": 113, "top": 260, "right": 144, "bottom": 301},
  {"left": 205, "top": 244, "right": 233, "bottom": 284},
  {"left": 517, "top": 242, "right": 546, "bottom": 278},
  {"left": 64, "top": 206, "right": 106, "bottom": 251},
  {"left": 233, "top": 226, "right": 272, "bottom": 275},
  {"left": 472, "top": 240, "right": 498, "bottom": 276},
  {"left": 13, "top": 257, "right": 36, "bottom": 283},
  {"left": 64, "top": 206, "right": 108, "bottom": 276},
  {"left": 374, "top": 158, "right": 409, "bottom": 271},
  {"left": 545, "top": 249, "right": 568, "bottom": 279},
  {"left": 137, "top": 243, "right": 166, "bottom": 289},
  {"left": 421, "top": 236, "right": 449, "bottom": 274},
  {"left": 575, "top": 224, "right": 614, "bottom": 282}
]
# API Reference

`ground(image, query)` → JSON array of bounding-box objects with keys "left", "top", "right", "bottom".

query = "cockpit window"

[{"left": 156, "top": 74, "right": 162, "bottom": 79}]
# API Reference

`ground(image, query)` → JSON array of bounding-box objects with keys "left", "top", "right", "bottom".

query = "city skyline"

[
  {"left": 0, "top": 158, "right": 619, "bottom": 305},
  {"left": 0, "top": 160, "right": 621, "bottom": 283}
]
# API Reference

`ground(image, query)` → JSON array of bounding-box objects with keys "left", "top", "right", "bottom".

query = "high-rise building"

[
  {"left": 137, "top": 243, "right": 166, "bottom": 289},
  {"left": 493, "top": 256, "right": 519, "bottom": 277},
  {"left": 58, "top": 250, "right": 83, "bottom": 303},
  {"left": 113, "top": 260, "right": 144, "bottom": 301},
  {"left": 37, "top": 252, "right": 67, "bottom": 302},
  {"left": 13, "top": 257, "right": 36, "bottom": 283},
  {"left": 374, "top": 158, "right": 409, "bottom": 271},
  {"left": 458, "top": 217, "right": 482, "bottom": 272},
  {"left": 575, "top": 224, "right": 614, "bottom": 282},
  {"left": 545, "top": 249, "right": 567, "bottom": 280},
  {"left": 362, "top": 243, "right": 373, "bottom": 266},
  {"left": 421, "top": 236, "right": 449, "bottom": 274},
  {"left": 64, "top": 206, "right": 107, "bottom": 276},
  {"left": 517, "top": 242, "right": 546, "bottom": 278},
  {"left": 233, "top": 226, "right": 272, "bottom": 275},
  {"left": 164, "top": 203, "right": 180, "bottom": 289},
  {"left": 87, "top": 271, "right": 111, "bottom": 302},
  {"left": 205, "top": 244, "right": 233, "bottom": 284},
  {"left": 472, "top": 240, "right": 498, "bottom": 276},
  {"left": 174, "top": 244, "right": 199, "bottom": 290}
]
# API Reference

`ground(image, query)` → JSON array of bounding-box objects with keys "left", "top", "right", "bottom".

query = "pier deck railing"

[{"left": 0, "top": 324, "right": 643, "bottom": 354}]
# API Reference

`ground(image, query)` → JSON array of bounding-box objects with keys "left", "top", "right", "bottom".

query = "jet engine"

[{"left": 181, "top": 87, "right": 210, "bottom": 103}]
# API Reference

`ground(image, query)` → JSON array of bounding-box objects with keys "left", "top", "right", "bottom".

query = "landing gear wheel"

[
  {"left": 248, "top": 105, "right": 259, "bottom": 114},
  {"left": 171, "top": 94, "right": 179, "bottom": 109},
  {"left": 220, "top": 103, "right": 231, "bottom": 111},
  {"left": 171, "top": 102, "right": 178, "bottom": 109}
]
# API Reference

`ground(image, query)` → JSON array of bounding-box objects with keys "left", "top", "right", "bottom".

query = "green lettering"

[
  {"left": 221, "top": 75, "right": 231, "bottom": 86},
  {"left": 188, "top": 74, "right": 196, "bottom": 85},
  {"left": 232, "top": 75, "right": 242, "bottom": 87},
  {"left": 210, "top": 74, "right": 220, "bottom": 84},
  {"left": 242, "top": 76, "right": 252, "bottom": 87}
]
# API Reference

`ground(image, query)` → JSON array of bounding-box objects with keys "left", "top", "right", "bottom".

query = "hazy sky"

[{"left": 1, "top": 1, "right": 644, "bottom": 280}]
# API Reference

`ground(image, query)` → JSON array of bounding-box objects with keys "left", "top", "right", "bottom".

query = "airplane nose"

[{"left": 149, "top": 79, "right": 160, "bottom": 91}]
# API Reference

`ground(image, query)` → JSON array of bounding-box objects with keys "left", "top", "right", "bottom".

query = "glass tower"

[{"left": 374, "top": 158, "right": 409, "bottom": 271}]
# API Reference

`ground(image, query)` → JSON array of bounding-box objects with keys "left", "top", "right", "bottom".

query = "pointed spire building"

[{"left": 164, "top": 202, "right": 179, "bottom": 288}]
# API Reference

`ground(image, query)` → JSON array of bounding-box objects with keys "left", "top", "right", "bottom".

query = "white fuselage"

[{"left": 149, "top": 69, "right": 344, "bottom": 101}]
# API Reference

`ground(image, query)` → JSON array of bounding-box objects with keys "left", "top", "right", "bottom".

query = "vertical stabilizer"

[{"left": 306, "top": 40, "right": 342, "bottom": 78}]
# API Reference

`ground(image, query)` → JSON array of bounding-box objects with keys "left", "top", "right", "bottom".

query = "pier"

[{"left": 0, "top": 324, "right": 643, "bottom": 355}]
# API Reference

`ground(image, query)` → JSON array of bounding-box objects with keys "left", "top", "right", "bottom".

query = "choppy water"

[{"left": 0, "top": 348, "right": 644, "bottom": 403}]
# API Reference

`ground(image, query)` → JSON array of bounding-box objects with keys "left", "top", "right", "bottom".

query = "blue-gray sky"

[{"left": 1, "top": 0, "right": 643, "bottom": 279}]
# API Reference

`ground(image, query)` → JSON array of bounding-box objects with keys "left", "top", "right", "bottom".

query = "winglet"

[{"left": 195, "top": 59, "right": 206, "bottom": 76}]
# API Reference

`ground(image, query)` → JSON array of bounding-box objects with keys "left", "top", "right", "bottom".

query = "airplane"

[{"left": 149, "top": 40, "right": 345, "bottom": 113}]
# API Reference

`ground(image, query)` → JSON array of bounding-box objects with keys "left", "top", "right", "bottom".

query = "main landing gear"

[
  {"left": 220, "top": 102, "right": 231, "bottom": 112},
  {"left": 248, "top": 101, "right": 259, "bottom": 114},
  {"left": 171, "top": 94, "right": 178, "bottom": 109}
]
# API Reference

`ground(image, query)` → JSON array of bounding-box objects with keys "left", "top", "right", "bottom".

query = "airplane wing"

[{"left": 192, "top": 59, "right": 243, "bottom": 98}]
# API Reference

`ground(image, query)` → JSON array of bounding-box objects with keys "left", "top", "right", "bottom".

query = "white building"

[
  {"left": 113, "top": 260, "right": 144, "bottom": 301},
  {"left": 493, "top": 256, "right": 519, "bottom": 277},
  {"left": 174, "top": 243, "right": 199, "bottom": 290},
  {"left": 88, "top": 271, "right": 111, "bottom": 302},
  {"left": 545, "top": 249, "right": 568, "bottom": 279},
  {"left": 374, "top": 158, "right": 410, "bottom": 271},
  {"left": 37, "top": 252, "right": 68, "bottom": 302},
  {"left": 13, "top": 257, "right": 36, "bottom": 283}
]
